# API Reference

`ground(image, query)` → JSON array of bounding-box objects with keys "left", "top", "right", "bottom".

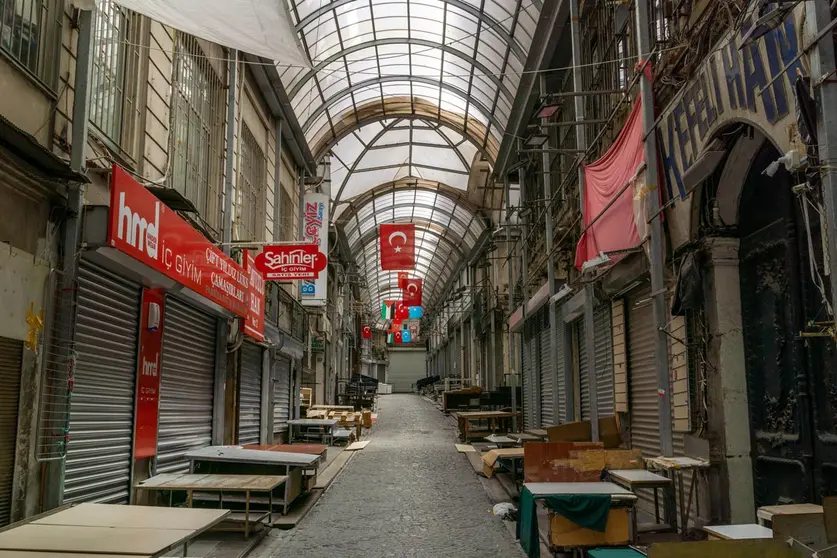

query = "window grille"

[
  {"left": 236, "top": 124, "right": 266, "bottom": 242},
  {"left": 279, "top": 187, "right": 294, "bottom": 241},
  {"left": 0, "top": 0, "right": 61, "bottom": 89},
  {"left": 89, "top": 0, "right": 141, "bottom": 159},
  {"left": 169, "top": 33, "right": 225, "bottom": 235}
]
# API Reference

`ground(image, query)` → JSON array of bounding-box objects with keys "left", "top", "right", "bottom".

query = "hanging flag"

[
  {"left": 397, "top": 272, "right": 410, "bottom": 289},
  {"left": 402, "top": 329, "right": 412, "bottom": 343},
  {"left": 409, "top": 324, "right": 419, "bottom": 338},
  {"left": 402, "top": 278, "right": 423, "bottom": 306},
  {"left": 380, "top": 224, "right": 416, "bottom": 270},
  {"left": 381, "top": 300, "right": 396, "bottom": 320},
  {"left": 362, "top": 325, "right": 372, "bottom": 339},
  {"left": 394, "top": 331, "right": 403, "bottom": 343},
  {"left": 387, "top": 333, "right": 394, "bottom": 344},
  {"left": 408, "top": 306, "right": 424, "bottom": 319},
  {"left": 395, "top": 301, "right": 410, "bottom": 320}
]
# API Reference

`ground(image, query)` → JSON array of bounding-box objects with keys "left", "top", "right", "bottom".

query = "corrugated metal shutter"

[
  {"left": 555, "top": 317, "right": 566, "bottom": 424},
  {"left": 595, "top": 305, "right": 614, "bottom": 417},
  {"left": 0, "top": 337, "right": 22, "bottom": 524},
  {"left": 578, "top": 318, "right": 590, "bottom": 421},
  {"left": 522, "top": 321, "right": 534, "bottom": 429},
  {"left": 627, "top": 288, "right": 660, "bottom": 520},
  {"left": 273, "top": 355, "right": 291, "bottom": 436},
  {"left": 238, "top": 342, "right": 262, "bottom": 445},
  {"left": 539, "top": 308, "right": 553, "bottom": 426},
  {"left": 64, "top": 261, "right": 140, "bottom": 504},
  {"left": 157, "top": 298, "right": 216, "bottom": 474}
]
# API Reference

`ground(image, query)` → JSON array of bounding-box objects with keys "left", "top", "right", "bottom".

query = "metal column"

[
  {"left": 505, "top": 178, "right": 518, "bottom": 429},
  {"left": 634, "top": 1, "right": 673, "bottom": 456},
  {"left": 808, "top": 0, "right": 837, "bottom": 326},
  {"left": 539, "top": 75, "right": 559, "bottom": 429},
  {"left": 222, "top": 50, "right": 238, "bottom": 253}
]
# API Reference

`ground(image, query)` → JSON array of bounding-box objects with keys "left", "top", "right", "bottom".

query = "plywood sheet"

[
  {"left": 824, "top": 496, "right": 837, "bottom": 543},
  {"left": 703, "top": 524, "right": 772, "bottom": 540},
  {"left": 34, "top": 503, "right": 228, "bottom": 531},
  {"left": 455, "top": 444, "right": 476, "bottom": 453},
  {"left": 136, "top": 473, "right": 286, "bottom": 492},
  {"left": 346, "top": 441, "right": 370, "bottom": 451},
  {"left": 648, "top": 540, "right": 799, "bottom": 558},
  {"left": 0, "top": 553, "right": 149, "bottom": 558},
  {"left": 0, "top": 524, "right": 194, "bottom": 554},
  {"left": 523, "top": 442, "right": 604, "bottom": 483},
  {"left": 546, "top": 415, "right": 621, "bottom": 448}
]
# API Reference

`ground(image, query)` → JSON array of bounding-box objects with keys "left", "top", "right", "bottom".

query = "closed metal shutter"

[
  {"left": 595, "top": 305, "right": 615, "bottom": 417},
  {"left": 64, "top": 261, "right": 140, "bottom": 504},
  {"left": 555, "top": 317, "right": 566, "bottom": 423},
  {"left": 238, "top": 342, "right": 262, "bottom": 445},
  {"left": 0, "top": 337, "right": 22, "bottom": 524},
  {"left": 157, "top": 298, "right": 216, "bottom": 474},
  {"left": 578, "top": 318, "right": 590, "bottom": 421},
  {"left": 627, "top": 288, "right": 660, "bottom": 519},
  {"left": 273, "top": 355, "right": 291, "bottom": 436},
  {"left": 539, "top": 308, "right": 553, "bottom": 426},
  {"left": 521, "top": 321, "right": 534, "bottom": 429}
]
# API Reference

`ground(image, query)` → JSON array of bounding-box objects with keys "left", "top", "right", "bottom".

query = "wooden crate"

[{"left": 548, "top": 508, "right": 630, "bottom": 548}]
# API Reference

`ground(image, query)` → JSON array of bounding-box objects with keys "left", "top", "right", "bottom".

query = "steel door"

[
  {"left": 238, "top": 342, "right": 262, "bottom": 445},
  {"left": 595, "top": 305, "right": 614, "bottom": 417},
  {"left": 539, "top": 308, "right": 554, "bottom": 426},
  {"left": 273, "top": 355, "right": 291, "bottom": 438},
  {"left": 578, "top": 318, "right": 590, "bottom": 421}
]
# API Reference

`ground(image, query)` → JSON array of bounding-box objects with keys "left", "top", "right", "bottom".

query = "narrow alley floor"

[{"left": 251, "top": 394, "right": 523, "bottom": 558}]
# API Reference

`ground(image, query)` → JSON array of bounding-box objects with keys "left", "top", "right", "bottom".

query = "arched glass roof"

[
  {"left": 336, "top": 180, "right": 486, "bottom": 316},
  {"left": 279, "top": 0, "right": 541, "bottom": 319}
]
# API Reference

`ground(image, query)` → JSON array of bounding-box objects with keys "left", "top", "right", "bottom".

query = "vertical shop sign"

[
  {"left": 300, "top": 193, "right": 329, "bottom": 307},
  {"left": 134, "top": 288, "right": 164, "bottom": 458}
]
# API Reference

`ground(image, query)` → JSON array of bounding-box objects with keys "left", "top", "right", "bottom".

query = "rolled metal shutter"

[
  {"left": 64, "top": 261, "right": 140, "bottom": 504},
  {"left": 539, "top": 308, "right": 553, "bottom": 426},
  {"left": 521, "top": 322, "right": 533, "bottom": 429},
  {"left": 0, "top": 338, "right": 22, "bottom": 524},
  {"left": 578, "top": 318, "right": 590, "bottom": 420},
  {"left": 595, "top": 305, "right": 614, "bottom": 417},
  {"left": 238, "top": 342, "right": 262, "bottom": 445},
  {"left": 157, "top": 298, "right": 216, "bottom": 474},
  {"left": 627, "top": 288, "right": 660, "bottom": 519},
  {"left": 273, "top": 355, "right": 291, "bottom": 436},
  {"left": 555, "top": 317, "right": 566, "bottom": 423}
]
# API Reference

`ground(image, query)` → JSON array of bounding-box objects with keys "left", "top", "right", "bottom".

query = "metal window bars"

[
  {"left": 169, "top": 32, "right": 225, "bottom": 236},
  {"left": 236, "top": 124, "right": 267, "bottom": 243},
  {"left": 89, "top": 0, "right": 141, "bottom": 160},
  {"left": 0, "top": 0, "right": 61, "bottom": 90}
]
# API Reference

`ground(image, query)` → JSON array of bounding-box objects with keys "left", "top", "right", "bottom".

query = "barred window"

[
  {"left": 279, "top": 187, "right": 293, "bottom": 241},
  {"left": 170, "top": 33, "right": 225, "bottom": 235},
  {"left": 0, "top": 0, "right": 61, "bottom": 89},
  {"left": 90, "top": 0, "right": 141, "bottom": 158},
  {"left": 236, "top": 124, "right": 266, "bottom": 242}
]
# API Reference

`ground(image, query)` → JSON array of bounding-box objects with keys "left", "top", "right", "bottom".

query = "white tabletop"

[
  {"left": 186, "top": 446, "right": 319, "bottom": 467},
  {"left": 609, "top": 469, "right": 672, "bottom": 485},
  {"left": 288, "top": 419, "right": 339, "bottom": 426},
  {"left": 525, "top": 482, "right": 638, "bottom": 501},
  {"left": 704, "top": 524, "right": 773, "bottom": 540},
  {"left": 33, "top": 503, "right": 229, "bottom": 530}
]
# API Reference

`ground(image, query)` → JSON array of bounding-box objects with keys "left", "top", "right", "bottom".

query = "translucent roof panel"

[
  {"left": 330, "top": 118, "right": 477, "bottom": 202},
  {"left": 336, "top": 181, "right": 486, "bottom": 313},
  {"left": 280, "top": 0, "right": 543, "bottom": 162}
]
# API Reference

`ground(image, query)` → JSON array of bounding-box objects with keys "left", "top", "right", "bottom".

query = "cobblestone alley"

[{"left": 251, "top": 394, "right": 522, "bottom": 558}]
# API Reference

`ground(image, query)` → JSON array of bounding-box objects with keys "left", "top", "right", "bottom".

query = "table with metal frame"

[
  {"left": 287, "top": 418, "right": 340, "bottom": 445},
  {"left": 136, "top": 473, "right": 286, "bottom": 538},
  {"left": 645, "top": 456, "right": 710, "bottom": 539},
  {"left": 452, "top": 411, "right": 520, "bottom": 441},
  {"left": 608, "top": 469, "right": 675, "bottom": 536}
]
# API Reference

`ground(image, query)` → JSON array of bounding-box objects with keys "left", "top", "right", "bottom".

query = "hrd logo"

[
  {"left": 117, "top": 191, "right": 160, "bottom": 259},
  {"left": 141, "top": 352, "right": 159, "bottom": 377}
]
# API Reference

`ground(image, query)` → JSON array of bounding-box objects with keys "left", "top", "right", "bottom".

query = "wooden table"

[
  {"left": 453, "top": 411, "right": 520, "bottom": 441},
  {"left": 704, "top": 524, "right": 773, "bottom": 540},
  {"left": 645, "top": 456, "right": 710, "bottom": 538},
  {"left": 137, "top": 473, "right": 287, "bottom": 537},
  {"left": 609, "top": 469, "right": 674, "bottom": 535},
  {"left": 757, "top": 503, "right": 824, "bottom": 526},
  {"left": 185, "top": 446, "right": 321, "bottom": 514},
  {"left": 757, "top": 503, "right": 826, "bottom": 548},
  {"left": 0, "top": 503, "right": 227, "bottom": 556},
  {"left": 287, "top": 418, "right": 339, "bottom": 445},
  {"left": 508, "top": 432, "right": 542, "bottom": 443}
]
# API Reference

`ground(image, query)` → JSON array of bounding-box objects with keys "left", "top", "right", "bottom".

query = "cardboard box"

[{"left": 548, "top": 507, "right": 630, "bottom": 548}]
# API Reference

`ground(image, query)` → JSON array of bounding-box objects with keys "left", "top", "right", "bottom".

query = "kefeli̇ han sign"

[{"left": 300, "top": 193, "right": 329, "bottom": 307}]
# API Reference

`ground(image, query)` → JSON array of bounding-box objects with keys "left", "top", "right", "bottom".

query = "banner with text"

[
  {"left": 134, "top": 288, "right": 164, "bottom": 458},
  {"left": 300, "top": 193, "right": 329, "bottom": 307}
]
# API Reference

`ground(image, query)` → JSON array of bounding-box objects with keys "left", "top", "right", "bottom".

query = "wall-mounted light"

[
  {"left": 739, "top": 1, "right": 798, "bottom": 49},
  {"left": 581, "top": 252, "right": 612, "bottom": 274},
  {"left": 537, "top": 104, "right": 560, "bottom": 119},
  {"left": 524, "top": 134, "right": 549, "bottom": 148},
  {"left": 550, "top": 284, "right": 573, "bottom": 305}
]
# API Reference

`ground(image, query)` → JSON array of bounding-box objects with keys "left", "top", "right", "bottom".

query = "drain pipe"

[{"left": 222, "top": 50, "right": 238, "bottom": 254}]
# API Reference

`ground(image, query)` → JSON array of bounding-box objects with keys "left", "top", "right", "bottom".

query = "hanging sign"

[
  {"left": 243, "top": 250, "right": 265, "bottom": 342},
  {"left": 255, "top": 244, "right": 328, "bottom": 280},
  {"left": 134, "top": 288, "right": 164, "bottom": 458},
  {"left": 300, "top": 193, "right": 329, "bottom": 307},
  {"left": 107, "top": 165, "right": 249, "bottom": 317}
]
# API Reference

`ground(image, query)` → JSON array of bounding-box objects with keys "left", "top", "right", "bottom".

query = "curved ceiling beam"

[
  {"left": 294, "top": 0, "right": 529, "bottom": 62},
  {"left": 288, "top": 37, "right": 514, "bottom": 102},
  {"left": 335, "top": 179, "right": 485, "bottom": 222},
  {"left": 346, "top": 203, "right": 476, "bottom": 251},
  {"left": 301, "top": 76, "right": 502, "bottom": 139},
  {"left": 310, "top": 102, "right": 499, "bottom": 163}
]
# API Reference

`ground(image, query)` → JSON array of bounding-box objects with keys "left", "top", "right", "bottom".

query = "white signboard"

[{"left": 300, "top": 193, "right": 329, "bottom": 307}]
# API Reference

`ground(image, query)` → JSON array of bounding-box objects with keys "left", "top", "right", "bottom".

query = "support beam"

[
  {"left": 634, "top": 0, "right": 673, "bottom": 456},
  {"left": 222, "top": 50, "right": 238, "bottom": 254},
  {"left": 505, "top": 177, "right": 519, "bottom": 430}
]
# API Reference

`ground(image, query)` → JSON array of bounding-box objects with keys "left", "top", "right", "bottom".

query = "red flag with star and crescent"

[
  {"left": 380, "top": 224, "right": 416, "bottom": 270},
  {"left": 402, "top": 278, "right": 422, "bottom": 307},
  {"left": 397, "top": 272, "right": 410, "bottom": 289},
  {"left": 362, "top": 325, "right": 372, "bottom": 339}
]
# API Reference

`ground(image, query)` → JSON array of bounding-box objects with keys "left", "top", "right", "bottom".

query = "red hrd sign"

[
  {"left": 255, "top": 244, "right": 328, "bottom": 280},
  {"left": 134, "top": 288, "right": 164, "bottom": 458},
  {"left": 108, "top": 165, "right": 249, "bottom": 317},
  {"left": 243, "top": 250, "right": 265, "bottom": 342}
]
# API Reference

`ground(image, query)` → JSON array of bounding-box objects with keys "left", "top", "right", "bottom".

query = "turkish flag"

[
  {"left": 402, "top": 278, "right": 422, "bottom": 307},
  {"left": 394, "top": 331, "right": 403, "bottom": 343},
  {"left": 397, "top": 272, "right": 409, "bottom": 289},
  {"left": 380, "top": 224, "right": 415, "bottom": 270},
  {"left": 362, "top": 325, "right": 372, "bottom": 339},
  {"left": 395, "top": 301, "right": 410, "bottom": 320}
]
